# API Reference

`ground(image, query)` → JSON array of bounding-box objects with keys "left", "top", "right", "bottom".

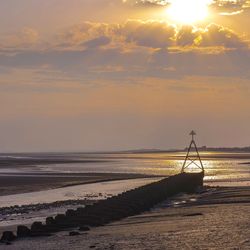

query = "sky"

[{"left": 0, "top": 0, "right": 250, "bottom": 152}]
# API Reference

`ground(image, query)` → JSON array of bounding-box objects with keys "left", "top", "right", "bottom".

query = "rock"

[
  {"left": 54, "top": 214, "right": 66, "bottom": 223},
  {"left": 31, "top": 221, "right": 44, "bottom": 232},
  {"left": 66, "top": 209, "right": 75, "bottom": 217},
  {"left": 79, "top": 226, "right": 90, "bottom": 232},
  {"left": 69, "top": 231, "right": 80, "bottom": 236},
  {"left": 30, "top": 222, "right": 53, "bottom": 237},
  {"left": 17, "top": 225, "right": 31, "bottom": 238},
  {"left": 184, "top": 213, "right": 203, "bottom": 217},
  {"left": 43, "top": 224, "right": 60, "bottom": 233},
  {"left": 46, "top": 217, "right": 55, "bottom": 226},
  {"left": 54, "top": 214, "right": 74, "bottom": 228},
  {"left": 76, "top": 207, "right": 85, "bottom": 215},
  {"left": 1, "top": 231, "right": 16, "bottom": 242}
]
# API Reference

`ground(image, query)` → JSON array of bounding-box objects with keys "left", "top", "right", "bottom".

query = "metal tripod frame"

[{"left": 181, "top": 131, "right": 204, "bottom": 173}]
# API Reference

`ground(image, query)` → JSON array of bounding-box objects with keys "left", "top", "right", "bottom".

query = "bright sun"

[{"left": 167, "top": 0, "right": 212, "bottom": 24}]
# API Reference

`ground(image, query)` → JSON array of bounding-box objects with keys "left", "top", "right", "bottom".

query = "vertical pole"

[
  {"left": 193, "top": 140, "right": 204, "bottom": 172},
  {"left": 181, "top": 140, "right": 192, "bottom": 173}
]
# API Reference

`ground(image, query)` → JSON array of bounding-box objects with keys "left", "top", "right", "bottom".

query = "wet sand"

[
  {"left": 0, "top": 177, "right": 162, "bottom": 238},
  {"left": 0, "top": 172, "right": 156, "bottom": 196},
  {"left": 0, "top": 154, "right": 165, "bottom": 196},
  {"left": 1, "top": 186, "right": 249, "bottom": 249},
  {"left": 0, "top": 153, "right": 249, "bottom": 249}
]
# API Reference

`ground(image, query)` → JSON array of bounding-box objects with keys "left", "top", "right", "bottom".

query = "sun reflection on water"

[{"left": 28, "top": 151, "right": 250, "bottom": 187}]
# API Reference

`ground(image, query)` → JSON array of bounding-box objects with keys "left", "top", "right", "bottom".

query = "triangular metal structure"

[{"left": 181, "top": 130, "right": 204, "bottom": 173}]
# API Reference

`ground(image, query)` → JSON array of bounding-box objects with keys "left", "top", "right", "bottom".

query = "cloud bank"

[
  {"left": 0, "top": 20, "right": 249, "bottom": 90},
  {"left": 55, "top": 20, "right": 247, "bottom": 49}
]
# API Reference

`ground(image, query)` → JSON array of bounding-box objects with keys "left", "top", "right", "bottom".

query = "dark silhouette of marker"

[{"left": 181, "top": 130, "right": 204, "bottom": 173}]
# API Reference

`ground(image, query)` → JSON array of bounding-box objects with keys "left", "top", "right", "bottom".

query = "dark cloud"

[
  {"left": 176, "top": 26, "right": 198, "bottom": 46},
  {"left": 149, "top": 48, "right": 250, "bottom": 79},
  {"left": 56, "top": 22, "right": 119, "bottom": 47},
  {"left": 196, "top": 23, "right": 247, "bottom": 48},
  {"left": 122, "top": 20, "right": 175, "bottom": 48},
  {"left": 123, "top": 0, "right": 170, "bottom": 7},
  {"left": 1, "top": 41, "right": 250, "bottom": 83},
  {"left": 55, "top": 21, "right": 247, "bottom": 49},
  {"left": 83, "top": 36, "right": 111, "bottom": 48}
]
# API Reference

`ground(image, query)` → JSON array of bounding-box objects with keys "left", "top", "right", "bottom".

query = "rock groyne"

[{"left": 0, "top": 172, "right": 204, "bottom": 244}]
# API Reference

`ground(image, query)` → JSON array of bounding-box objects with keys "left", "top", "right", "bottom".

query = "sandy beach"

[
  {"left": 1, "top": 185, "right": 249, "bottom": 250},
  {"left": 0, "top": 153, "right": 249, "bottom": 249}
]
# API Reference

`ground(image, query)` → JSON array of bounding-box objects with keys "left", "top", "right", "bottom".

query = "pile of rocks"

[
  {"left": 0, "top": 172, "right": 204, "bottom": 244},
  {"left": 0, "top": 199, "right": 93, "bottom": 217}
]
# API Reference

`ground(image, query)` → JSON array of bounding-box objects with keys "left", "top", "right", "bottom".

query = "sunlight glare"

[{"left": 167, "top": 0, "right": 212, "bottom": 24}]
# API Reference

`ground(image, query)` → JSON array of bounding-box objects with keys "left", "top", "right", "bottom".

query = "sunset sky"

[{"left": 0, "top": 0, "right": 250, "bottom": 152}]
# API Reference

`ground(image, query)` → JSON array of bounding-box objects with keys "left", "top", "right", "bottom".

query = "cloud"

[
  {"left": 121, "top": 20, "right": 176, "bottom": 48},
  {"left": 0, "top": 27, "right": 39, "bottom": 49},
  {"left": 175, "top": 23, "right": 248, "bottom": 48},
  {"left": 196, "top": 23, "right": 247, "bottom": 48},
  {"left": 176, "top": 25, "right": 199, "bottom": 46},
  {"left": 56, "top": 20, "right": 247, "bottom": 49},
  {"left": 0, "top": 20, "right": 249, "bottom": 87},
  {"left": 124, "top": 0, "right": 250, "bottom": 16},
  {"left": 1, "top": 40, "right": 250, "bottom": 85},
  {"left": 56, "top": 22, "right": 119, "bottom": 48},
  {"left": 211, "top": 0, "right": 250, "bottom": 15},
  {"left": 55, "top": 20, "right": 177, "bottom": 49},
  {"left": 123, "top": 0, "right": 169, "bottom": 7},
  {"left": 0, "top": 21, "right": 247, "bottom": 54},
  {"left": 83, "top": 36, "right": 111, "bottom": 48}
]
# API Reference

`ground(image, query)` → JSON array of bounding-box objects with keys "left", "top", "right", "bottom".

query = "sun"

[{"left": 167, "top": 0, "right": 212, "bottom": 24}]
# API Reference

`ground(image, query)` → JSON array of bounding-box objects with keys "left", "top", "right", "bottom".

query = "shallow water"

[
  {"left": 0, "top": 151, "right": 249, "bottom": 229},
  {"left": 0, "top": 152, "right": 250, "bottom": 185},
  {"left": 0, "top": 178, "right": 160, "bottom": 208},
  {"left": 0, "top": 151, "right": 249, "bottom": 208}
]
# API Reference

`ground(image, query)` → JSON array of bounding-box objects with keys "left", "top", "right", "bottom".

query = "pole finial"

[{"left": 190, "top": 130, "right": 196, "bottom": 141}]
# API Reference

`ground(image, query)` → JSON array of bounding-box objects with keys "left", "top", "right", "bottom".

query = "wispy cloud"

[{"left": 0, "top": 27, "right": 40, "bottom": 50}]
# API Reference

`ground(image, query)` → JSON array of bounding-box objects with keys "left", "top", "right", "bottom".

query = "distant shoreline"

[{"left": 1, "top": 147, "right": 250, "bottom": 155}]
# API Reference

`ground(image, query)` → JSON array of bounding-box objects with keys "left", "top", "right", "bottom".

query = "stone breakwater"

[{"left": 0, "top": 172, "right": 204, "bottom": 244}]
